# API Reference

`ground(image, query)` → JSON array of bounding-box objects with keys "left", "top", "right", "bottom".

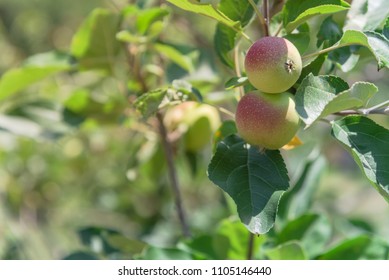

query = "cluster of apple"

[{"left": 236, "top": 36, "right": 302, "bottom": 150}]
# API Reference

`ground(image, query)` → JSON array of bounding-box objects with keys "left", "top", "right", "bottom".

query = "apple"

[
  {"left": 164, "top": 102, "right": 221, "bottom": 152},
  {"left": 235, "top": 91, "right": 300, "bottom": 150},
  {"left": 245, "top": 37, "right": 302, "bottom": 93}
]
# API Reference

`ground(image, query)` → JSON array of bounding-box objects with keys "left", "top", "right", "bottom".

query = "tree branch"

[{"left": 156, "top": 112, "right": 191, "bottom": 238}]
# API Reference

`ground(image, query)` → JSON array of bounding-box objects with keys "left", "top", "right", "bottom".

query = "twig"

[
  {"left": 263, "top": 0, "right": 270, "bottom": 36},
  {"left": 248, "top": 0, "right": 267, "bottom": 36},
  {"left": 234, "top": 45, "right": 244, "bottom": 99},
  {"left": 247, "top": 233, "right": 255, "bottom": 260},
  {"left": 156, "top": 112, "right": 191, "bottom": 238},
  {"left": 124, "top": 37, "right": 191, "bottom": 238}
]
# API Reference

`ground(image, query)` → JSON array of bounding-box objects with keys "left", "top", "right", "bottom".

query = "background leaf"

[
  {"left": 134, "top": 89, "right": 167, "bottom": 119},
  {"left": 208, "top": 135, "right": 290, "bottom": 234},
  {"left": 135, "top": 7, "right": 170, "bottom": 35},
  {"left": 265, "top": 241, "right": 307, "bottom": 260},
  {"left": 0, "top": 52, "right": 72, "bottom": 101},
  {"left": 278, "top": 155, "right": 327, "bottom": 222},
  {"left": 224, "top": 77, "right": 249, "bottom": 90},
  {"left": 154, "top": 43, "right": 195, "bottom": 72},
  {"left": 166, "top": 0, "right": 239, "bottom": 28},
  {"left": 316, "top": 235, "right": 371, "bottom": 260},
  {"left": 282, "top": 0, "right": 350, "bottom": 33},
  {"left": 331, "top": 116, "right": 389, "bottom": 202},
  {"left": 276, "top": 213, "right": 332, "bottom": 258},
  {"left": 212, "top": 218, "right": 264, "bottom": 259},
  {"left": 331, "top": 30, "right": 389, "bottom": 70},
  {"left": 214, "top": 0, "right": 260, "bottom": 67},
  {"left": 70, "top": 8, "right": 121, "bottom": 71},
  {"left": 344, "top": 0, "right": 389, "bottom": 31}
]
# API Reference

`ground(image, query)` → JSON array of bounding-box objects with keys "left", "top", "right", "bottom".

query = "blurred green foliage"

[{"left": 0, "top": 0, "right": 388, "bottom": 260}]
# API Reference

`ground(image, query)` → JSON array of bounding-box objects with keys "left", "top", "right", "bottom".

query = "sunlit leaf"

[
  {"left": 71, "top": 8, "right": 121, "bottom": 71},
  {"left": 295, "top": 74, "right": 377, "bottom": 127},
  {"left": 332, "top": 116, "right": 389, "bottom": 202},
  {"left": 283, "top": 0, "right": 350, "bottom": 32}
]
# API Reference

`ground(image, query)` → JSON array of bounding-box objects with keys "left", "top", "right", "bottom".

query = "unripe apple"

[
  {"left": 245, "top": 37, "right": 302, "bottom": 93},
  {"left": 164, "top": 102, "right": 221, "bottom": 152},
  {"left": 235, "top": 91, "right": 300, "bottom": 150}
]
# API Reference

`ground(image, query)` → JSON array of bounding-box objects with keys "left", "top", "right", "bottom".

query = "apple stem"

[{"left": 273, "top": 22, "right": 283, "bottom": 37}]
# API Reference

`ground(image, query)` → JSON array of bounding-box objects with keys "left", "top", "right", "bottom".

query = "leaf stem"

[
  {"left": 302, "top": 43, "right": 351, "bottom": 60},
  {"left": 335, "top": 104, "right": 389, "bottom": 116},
  {"left": 156, "top": 112, "right": 191, "bottom": 238},
  {"left": 248, "top": 0, "right": 267, "bottom": 36},
  {"left": 218, "top": 106, "right": 236, "bottom": 118},
  {"left": 273, "top": 22, "right": 283, "bottom": 37}
]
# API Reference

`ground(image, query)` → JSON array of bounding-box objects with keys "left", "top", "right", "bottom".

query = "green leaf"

[
  {"left": 213, "top": 0, "right": 260, "bottom": 67},
  {"left": 154, "top": 43, "right": 195, "bottom": 72},
  {"left": 166, "top": 0, "right": 239, "bottom": 29},
  {"left": 331, "top": 116, "right": 389, "bottom": 202},
  {"left": 172, "top": 79, "right": 203, "bottom": 102},
  {"left": 277, "top": 213, "right": 332, "bottom": 258},
  {"left": 344, "top": 0, "right": 389, "bottom": 31},
  {"left": 331, "top": 30, "right": 389, "bottom": 70},
  {"left": 317, "top": 235, "right": 371, "bottom": 260},
  {"left": 265, "top": 241, "right": 307, "bottom": 260},
  {"left": 213, "top": 218, "right": 265, "bottom": 259},
  {"left": 70, "top": 8, "right": 121, "bottom": 71},
  {"left": 225, "top": 76, "right": 249, "bottom": 90},
  {"left": 182, "top": 235, "right": 218, "bottom": 260},
  {"left": 0, "top": 52, "right": 72, "bottom": 101},
  {"left": 283, "top": 0, "right": 350, "bottom": 33},
  {"left": 135, "top": 7, "right": 170, "bottom": 35},
  {"left": 278, "top": 156, "right": 327, "bottom": 222},
  {"left": 208, "top": 135, "right": 290, "bottom": 234},
  {"left": 116, "top": 30, "right": 148, "bottom": 44},
  {"left": 219, "top": 0, "right": 261, "bottom": 27},
  {"left": 317, "top": 16, "right": 342, "bottom": 48},
  {"left": 284, "top": 33, "right": 310, "bottom": 55},
  {"left": 134, "top": 89, "right": 167, "bottom": 118},
  {"left": 298, "top": 54, "right": 326, "bottom": 83},
  {"left": 213, "top": 120, "right": 237, "bottom": 152},
  {"left": 328, "top": 46, "right": 360, "bottom": 72},
  {"left": 214, "top": 24, "right": 237, "bottom": 67},
  {"left": 295, "top": 74, "right": 378, "bottom": 127}
]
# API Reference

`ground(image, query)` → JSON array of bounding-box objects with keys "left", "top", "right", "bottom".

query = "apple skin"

[
  {"left": 235, "top": 91, "right": 300, "bottom": 150},
  {"left": 245, "top": 37, "right": 302, "bottom": 93}
]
